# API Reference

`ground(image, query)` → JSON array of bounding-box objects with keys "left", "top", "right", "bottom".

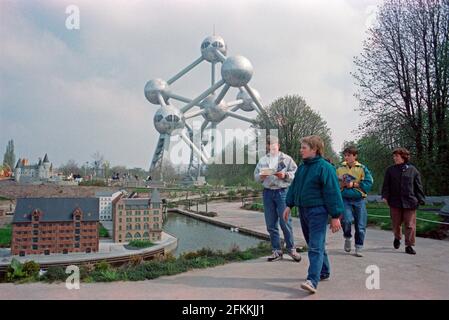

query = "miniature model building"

[
  {"left": 95, "top": 191, "right": 123, "bottom": 222},
  {"left": 113, "top": 189, "right": 162, "bottom": 243},
  {"left": 14, "top": 154, "right": 53, "bottom": 184},
  {"left": 11, "top": 198, "right": 100, "bottom": 256}
]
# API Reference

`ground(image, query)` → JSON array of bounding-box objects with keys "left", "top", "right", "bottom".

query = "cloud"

[{"left": 0, "top": 0, "right": 382, "bottom": 168}]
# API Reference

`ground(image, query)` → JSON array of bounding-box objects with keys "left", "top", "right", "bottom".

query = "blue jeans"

[
  {"left": 262, "top": 188, "right": 295, "bottom": 252},
  {"left": 299, "top": 206, "right": 330, "bottom": 288},
  {"left": 342, "top": 198, "right": 367, "bottom": 248}
]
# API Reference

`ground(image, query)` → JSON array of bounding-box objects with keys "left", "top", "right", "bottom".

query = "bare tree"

[
  {"left": 91, "top": 151, "right": 105, "bottom": 178},
  {"left": 58, "top": 159, "right": 81, "bottom": 176},
  {"left": 352, "top": 0, "right": 449, "bottom": 194}
]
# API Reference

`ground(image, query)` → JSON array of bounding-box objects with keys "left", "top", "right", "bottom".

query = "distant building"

[
  {"left": 113, "top": 189, "right": 162, "bottom": 243},
  {"left": 12, "top": 198, "right": 100, "bottom": 256},
  {"left": 14, "top": 154, "right": 53, "bottom": 184},
  {"left": 95, "top": 191, "right": 123, "bottom": 222}
]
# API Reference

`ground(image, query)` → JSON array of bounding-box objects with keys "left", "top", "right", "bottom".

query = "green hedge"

[
  {"left": 0, "top": 224, "right": 12, "bottom": 247},
  {"left": 2, "top": 242, "right": 272, "bottom": 283}
]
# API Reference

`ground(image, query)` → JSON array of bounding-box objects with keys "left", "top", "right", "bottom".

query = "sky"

[{"left": 0, "top": 0, "right": 382, "bottom": 169}]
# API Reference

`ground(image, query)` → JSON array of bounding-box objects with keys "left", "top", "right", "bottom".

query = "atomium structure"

[{"left": 145, "top": 35, "right": 266, "bottom": 183}]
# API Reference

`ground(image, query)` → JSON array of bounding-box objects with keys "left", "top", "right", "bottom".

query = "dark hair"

[
  {"left": 343, "top": 146, "right": 358, "bottom": 156},
  {"left": 392, "top": 147, "right": 410, "bottom": 163}
]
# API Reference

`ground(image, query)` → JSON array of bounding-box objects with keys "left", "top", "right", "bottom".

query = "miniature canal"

[{"left": 163, "top": 212, "right": 266, "bottom": 257}]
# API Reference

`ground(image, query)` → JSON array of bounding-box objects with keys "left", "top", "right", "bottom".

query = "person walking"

[
  {"left": 284, "top": 135, "right": 343, "bottom": 294},
  {"left": 336, "top": 146, "right": 373, "bottom": 257},
  {"left": 254, "top": 135, "right": 301, "bottom": 262},
  {"left": 381, "top": 148, "right": 425, "bottom": 255}
]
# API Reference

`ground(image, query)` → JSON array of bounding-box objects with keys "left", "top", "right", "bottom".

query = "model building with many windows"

[
  {"left": 113, "top": 188, "right": 162, "bottom": 243},
  {"left": 12, "top": 198, "right": 100, "bottom": 256}
]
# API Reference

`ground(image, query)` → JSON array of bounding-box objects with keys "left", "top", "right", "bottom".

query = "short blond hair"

[{"left": 300, "top": 135, "right": 325, "bottom": 156}]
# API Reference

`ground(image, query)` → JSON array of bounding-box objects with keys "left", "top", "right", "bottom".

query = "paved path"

[{"left": 1, "top": 201, "right": 448, "bottom": 300}]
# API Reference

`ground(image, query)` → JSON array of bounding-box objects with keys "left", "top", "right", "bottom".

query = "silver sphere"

[
  {"left": 201, "top": 35, "right": 227, "bottom": 63},
  {"left": 236, "top": 87, "right": 261, "bottom": 112},
  {"left": 144, "top": 78, "right": 170, "bottom": 105},
  {"left": 153, "top": 104, "right": 185, "bottom": 135},
  {"left": 200, "top": 95, "right": 227, "bottom": 123},
  {"left": 221, "top": 56, "right": 253, "bottom": 87}
]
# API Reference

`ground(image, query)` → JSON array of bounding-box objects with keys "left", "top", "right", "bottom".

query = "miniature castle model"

[{"left": 14, "top": 154, "right": 53, "bottom": 184}]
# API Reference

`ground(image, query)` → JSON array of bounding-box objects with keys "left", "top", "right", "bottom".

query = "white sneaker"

[
  {"left": 300, "top": 280, "right": 317, "bottom": 294},
  {"left": 267, "top": 251, "right": 283, "bottom": 262},
  {"left": 287, "top": 250, "right": 302, "bottom": 262},
  {"left": 355, "top": 247, "right": 363, "bottom": 257},
  {"left": 344, "top": 238, "right": 352, "bottom": 253}
]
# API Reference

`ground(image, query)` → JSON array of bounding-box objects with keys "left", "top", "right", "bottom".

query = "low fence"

[{"left": 240, "top": 195, "right": 449, "bottom": 225}]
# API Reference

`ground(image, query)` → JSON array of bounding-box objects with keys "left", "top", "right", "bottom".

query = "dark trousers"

[{"left": 389, "top": 207, "right": 416, "bottom": 246}]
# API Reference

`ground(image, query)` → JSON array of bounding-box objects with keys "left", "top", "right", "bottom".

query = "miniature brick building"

[
  {"left": 12, "top": 197, "right": 100, "bottom": 256},
  {"left": 113, "top": 188, "right": 162, "bottom": 243}
]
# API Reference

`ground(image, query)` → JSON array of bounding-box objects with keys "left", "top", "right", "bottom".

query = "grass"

[
  {"left": 1, "top": 242, "right": 272, "bottom": 283},
  {"left": 365, "top": 203, "right": 444, "bottom": 235},
  {"left": 127, "top": 240, "right": 155, "bottom": 249},
  {"left": 243, "top": 201, "right": 445, "bottom": 237},
  {"left": 0, "top": 224, "right": 12, "bottom": 247},
  {"left": 98, "top": 223, "right": 109, "bottom": 238},
  {"left": 79, "top": 180, "right": 107, "bottom": 187}
]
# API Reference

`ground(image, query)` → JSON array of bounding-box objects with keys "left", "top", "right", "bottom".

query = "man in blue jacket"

[{"left": 284, "top": 135, "right": 343, "bottom": 294}]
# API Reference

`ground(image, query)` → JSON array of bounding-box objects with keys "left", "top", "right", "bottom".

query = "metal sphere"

[
  {"left": 236, "top": 87, "right": 261, "bottom": 112},
  {"left": 221, "top": 56, "right": 253, "bottom": 87},
  {"left": 201, "top": 35, "right": 227, "bottom": 63},
  {"left": 200, "top": 95, "right": 227, "bottom": 123},
  {"left": 153, "top": 104, "right": 185, "bottom": 135},
  {"left": 144, "top": 78, "right": 170, "bottom": 105}
]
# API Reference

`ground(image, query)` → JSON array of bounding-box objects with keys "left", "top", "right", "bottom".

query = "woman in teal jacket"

[{"left": 283, "top": 135, "right": 344, "bottom": 294}]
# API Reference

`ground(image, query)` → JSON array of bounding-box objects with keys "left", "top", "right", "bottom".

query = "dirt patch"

[{"left": 0, "top": 180, "right": 117, "bottom": 200}]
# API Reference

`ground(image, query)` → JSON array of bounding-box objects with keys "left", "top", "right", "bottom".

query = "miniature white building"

[
  {"left": 95, "top": 191, "right": 123, "bottom": 222},
  {"left": 14, "top": 154, "right": 53, "bottom": 184}
]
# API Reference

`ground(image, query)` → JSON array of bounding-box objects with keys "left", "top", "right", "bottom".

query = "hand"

[
  {"left": 330, "top": 218, "right": 341, "bottom": 233},
  {"left": 382, "top": 198, "right": 388, "bottom": 205},
  {"left": 274, "top": 172, "right": 286, "bottom": 179},
  {"left": 283, "top": 207, "right": 291, "bottom": 222},
  {"left": 260, "top": 174, "right": 269, "bottom": 181},
  {"left": 346, "top": 181, "right": 354, "bottom": 188}
]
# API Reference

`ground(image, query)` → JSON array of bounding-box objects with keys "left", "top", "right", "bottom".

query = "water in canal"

[{"left": 163, "top": 212, "right": 266, "bottom": 256}]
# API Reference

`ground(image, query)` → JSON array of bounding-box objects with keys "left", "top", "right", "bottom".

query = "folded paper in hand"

[{"left": 260, "top": 168, "right": 276, "bottom": 176}]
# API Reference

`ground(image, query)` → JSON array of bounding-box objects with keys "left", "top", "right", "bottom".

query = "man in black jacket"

[{"left": 381, "top": 148, "right": 425, "bottom": 255}]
